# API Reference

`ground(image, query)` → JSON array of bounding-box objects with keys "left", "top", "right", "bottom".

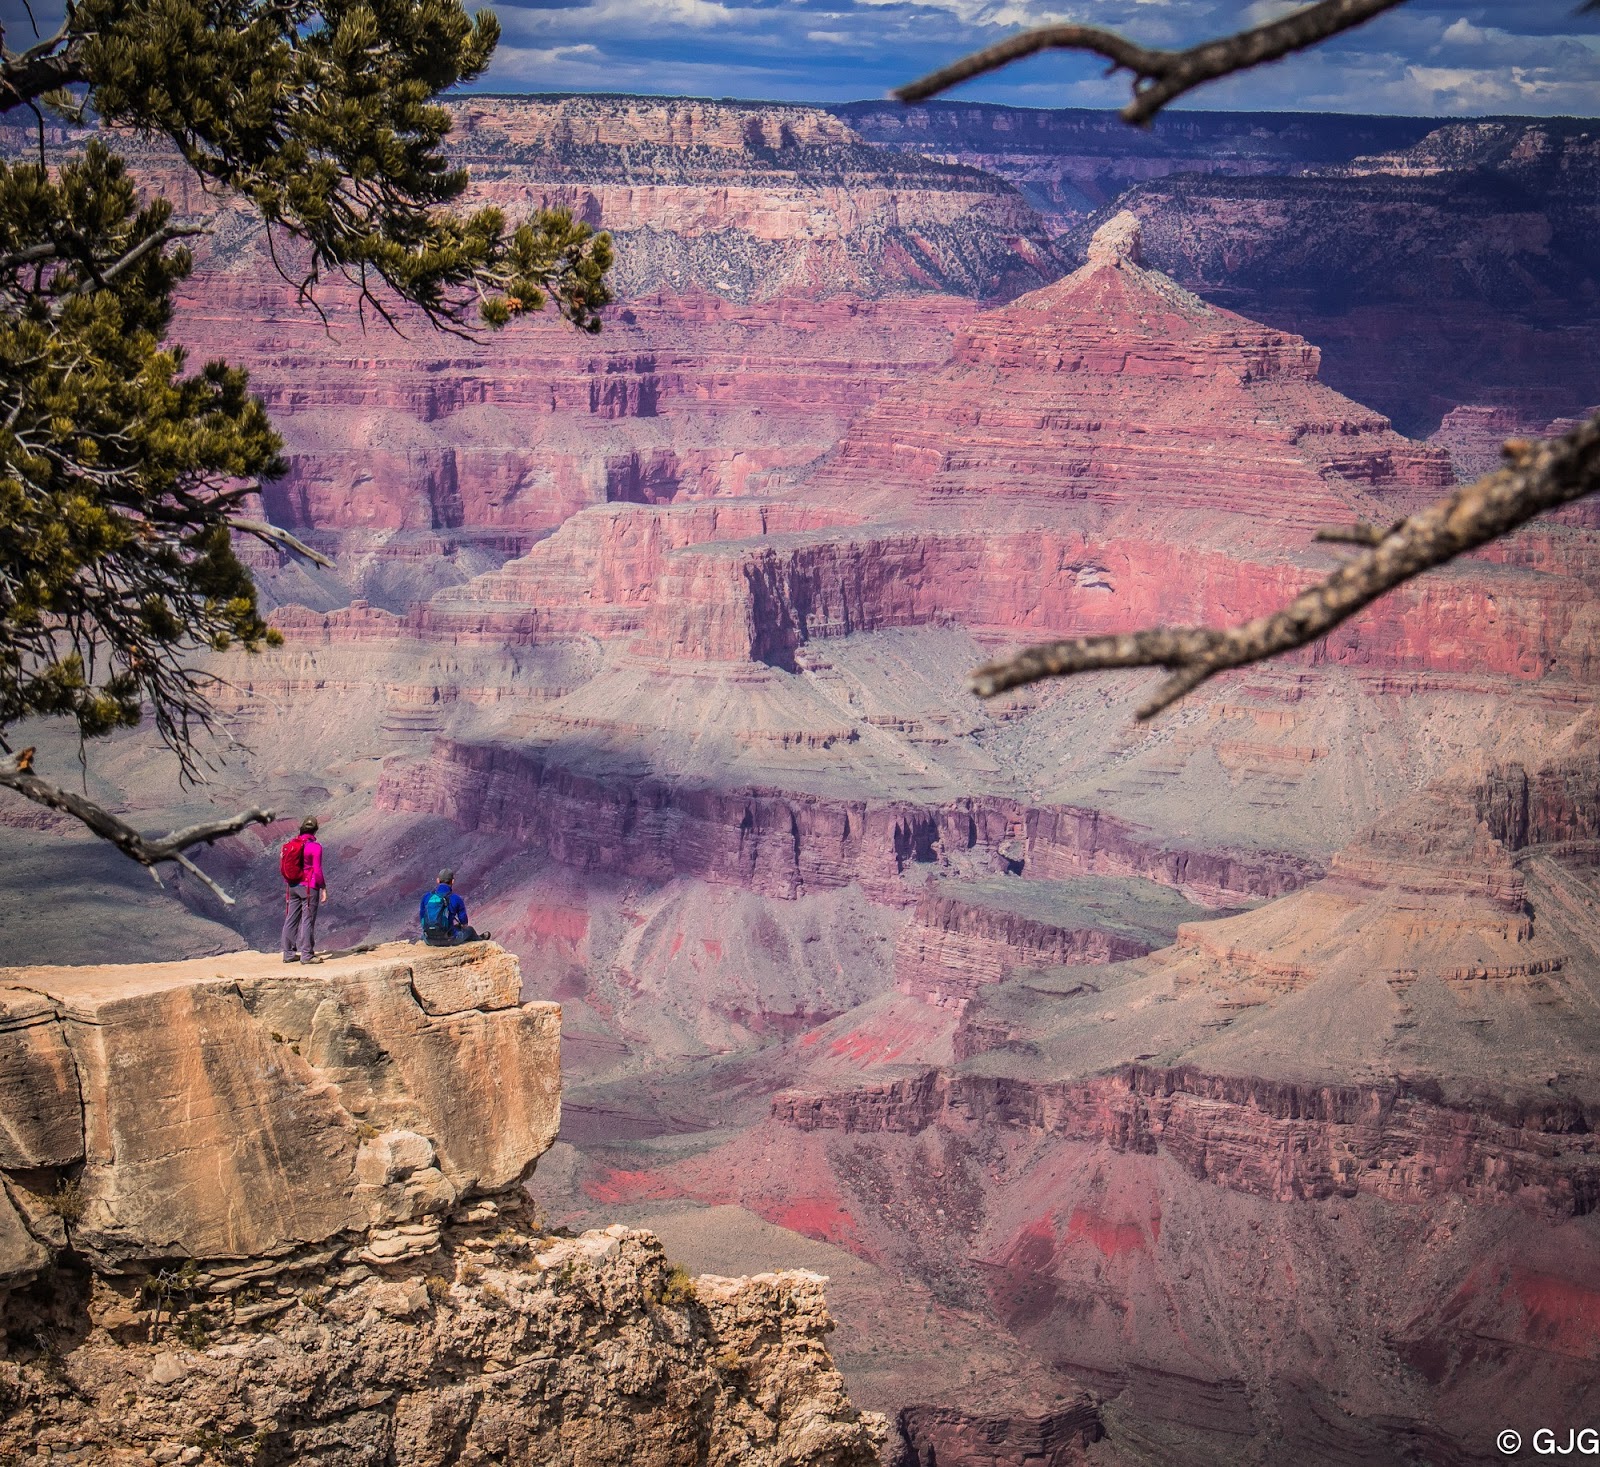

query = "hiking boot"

[{"left": 282, "top": 955, "right": 300, "bottom": 964}]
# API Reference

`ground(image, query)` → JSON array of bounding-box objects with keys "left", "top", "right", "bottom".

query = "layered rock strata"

[
  {"left": 834, "top": 102, "right": 1438, "bottom": 234},
  {"left": 706, "top": 735, "right": 1600, "bottom": 1462},
  {"left": 894, "top": 877, "right": 1211, "bottom": 1009},
  {"left": 444, "top": 95, "right": 1063, "bottom": 303},
  {"left": 379, "top": 738, "right": 1319, "bottom": 905},
  {"left": 1067, "top": 119, "right": 1600, "bottom": 432},
  {"left": 0, "top": 943, "right": 558, "bottom": 1285}
]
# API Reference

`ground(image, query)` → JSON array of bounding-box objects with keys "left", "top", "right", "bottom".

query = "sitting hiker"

[{"left": 419, "top": 870, "right": 488, "bottom": 946}]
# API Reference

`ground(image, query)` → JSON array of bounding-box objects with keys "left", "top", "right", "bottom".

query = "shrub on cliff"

[{"left": 0, "top": 0, "right": 611, "bottom": 875}]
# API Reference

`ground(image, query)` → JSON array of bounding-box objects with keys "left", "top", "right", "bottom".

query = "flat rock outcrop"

[
  {"left": 894, "top": 876, "right": 1209, "bottom": 1010},
  {"left": 0, "top": 943, "right": 559, "bottom": 1284}
]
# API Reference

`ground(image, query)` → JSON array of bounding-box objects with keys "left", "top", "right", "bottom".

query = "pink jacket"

[{"left": 299, "top": 837, "right": 325, "bottom": 890}]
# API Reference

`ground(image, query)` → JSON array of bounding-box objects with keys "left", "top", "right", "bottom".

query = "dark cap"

[{"left": 299, "top": 817, "right": 319, "bottom": 834}]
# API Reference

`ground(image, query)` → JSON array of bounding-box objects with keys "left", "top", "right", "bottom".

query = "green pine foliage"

[{"left": 0, "top": 0, "right": 612, "bottom": 766}]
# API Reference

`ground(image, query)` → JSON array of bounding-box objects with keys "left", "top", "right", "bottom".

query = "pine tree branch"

[
  {"left": 0, "top": 747, "right": 272, "bottom": 905},
  {"left": 0, "top": 35, "right": 86, "bottom": 113},
  {"left": 969, "top": 412, "right": 1600, "bottom": 717},
  {"left": 895, "top": 0, "right": 1409, "bottom": 124}
]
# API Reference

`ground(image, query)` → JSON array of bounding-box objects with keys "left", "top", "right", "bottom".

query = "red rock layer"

[
  {"left": 893, "top": 883, "right": 1179, "bottom": 1010},
  {"left": 799, "top": 215, "right": 1451, "bottom": 525},
  {"left": 390, "top": 217, "right": 1590, "bottom": 709},
  {"left": 176, "top": 287, "right": 971, "bottom": 560},
  {"left": 892, "top": 1402, "right": 1104, "bottom": 1467}
]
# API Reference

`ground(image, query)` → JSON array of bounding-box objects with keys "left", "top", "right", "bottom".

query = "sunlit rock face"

[
  {"left": 0, "top": 943, "right": 558, "bottom": 1283},
  {"left": 141, "top": 94, "right": 1060, "bottom": 610}
]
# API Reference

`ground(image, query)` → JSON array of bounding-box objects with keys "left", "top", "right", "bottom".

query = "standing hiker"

[
  {"left": 281, "top": 817, "right": 327, "bottom": 964},
  {"left": 419, "top": 870, "right": 487, "bottom": 946}
]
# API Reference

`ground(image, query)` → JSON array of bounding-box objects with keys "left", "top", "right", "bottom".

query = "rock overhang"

[{"left": 0, "top": 942, "right": 559, "bottom": 1286}]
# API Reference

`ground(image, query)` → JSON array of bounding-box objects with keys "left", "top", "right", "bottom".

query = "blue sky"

[
  {"left": 0, "top": 0, "right": 1592, "bottom": 115},
  {"left": 471, "top": 0, "right": 1600, "bottom": 114}
]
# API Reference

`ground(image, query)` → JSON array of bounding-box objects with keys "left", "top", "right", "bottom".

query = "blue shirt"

[{"left": 419, "top": 883, "right": 468, "bottom": 932}]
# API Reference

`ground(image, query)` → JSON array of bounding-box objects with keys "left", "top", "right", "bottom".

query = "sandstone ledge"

[
  {"left": 0, "top": 943, "right": 559, "bottom": 1284},
  {"left": 0, "top": 1210, "right": 888, "bottom": 1466}
]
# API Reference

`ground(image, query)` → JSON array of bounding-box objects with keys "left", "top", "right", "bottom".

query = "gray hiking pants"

[
  {"left": 282, "top": 884, "right": 319, "bottom": 961},
  {"left": 423, "top": 925, "right": 480, "bottom": 947}
]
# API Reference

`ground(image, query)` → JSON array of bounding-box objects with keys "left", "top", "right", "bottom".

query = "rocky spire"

[{"left": 1084, "top": 209, "right": 1144, "bottom": 268}]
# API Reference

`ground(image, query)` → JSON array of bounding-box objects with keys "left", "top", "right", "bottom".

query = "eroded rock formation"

[
  {"left": 1064, "top": 118, "right": 1600, "bottom": 433},
  {"left": 0, "top": 944, "right": 558, "bottom": 1285},
  {"left": 0, "top": 946, "right": 885, "bottom": 1466}
]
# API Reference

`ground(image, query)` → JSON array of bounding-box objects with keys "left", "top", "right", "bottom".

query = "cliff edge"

[{"left": 0, "top": 944, "right": 886, "bottom": 1465}]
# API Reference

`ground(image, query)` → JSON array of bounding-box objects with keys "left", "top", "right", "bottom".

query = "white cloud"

[
  {"left": 1242, "top": 1, "right": 1302, "bottom": 24},
  {"left": 1441, "top": 17, "right": 1491, "bottom": 45},
  {"left": 472, "top": 0, "right": 1600, "bottom": 113},
  {"left": 497, "top": 42, "right": 602, "bottom": 66},
  {"left": 848, "top": 0, "right": 1076, "bottom": 29}
]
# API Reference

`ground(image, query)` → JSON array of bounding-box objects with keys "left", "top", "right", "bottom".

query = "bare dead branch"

[
  {"left": 94, "top": 222, "right": 210, "bottom": 289},
  {"left": 228, "top": 516, "right": 335, "bottom": 569},
  {"left": 0, "top": 747, "right": 273, "bottom": 904},
  {"left": 1314, "top": 521, "right": 1398, "bottom": 546},
  {"left": 0, "top": 240, "right": 63, "bottom": 271},
  {"left": 970, "top": 409, "right": 1600, "bottom": 717},
  {"left": 895, "top": 0, "right": 1408, "bottom": 125}
]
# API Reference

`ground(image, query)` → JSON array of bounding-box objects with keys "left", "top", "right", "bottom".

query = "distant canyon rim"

[{"left": 2, "top": 95, "right": 1599, "bottom": 1466}]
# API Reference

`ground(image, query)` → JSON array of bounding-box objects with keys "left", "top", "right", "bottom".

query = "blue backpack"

[{"left": 421, "top": 890, "right": 453, "bottom": 938}]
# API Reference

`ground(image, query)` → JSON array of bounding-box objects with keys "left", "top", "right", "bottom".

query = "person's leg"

[
  {"left": 450, "top": 925, "right": 480, "bottom": 944},
  {"left": 299, "top": 887, "right": 319, "bottom": 961},
  {"left": 282, "top": 886, "right": 302, "bottom": 961}
]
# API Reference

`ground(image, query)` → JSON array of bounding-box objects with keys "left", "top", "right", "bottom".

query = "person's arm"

[
  {"left": 451, "top": 891, "right": 468, "bottom": 927},
  {"left": 309, "top": 841, "right": 327, "bottom": 900}
]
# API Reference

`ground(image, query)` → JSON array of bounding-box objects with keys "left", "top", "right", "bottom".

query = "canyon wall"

[
  {"left": 0, "top": 943, "right": 559, "bottom": 1285},
  {"left": 1061, "top": 118, "right": 1600, "bottom": 433},
  {"left": 5, "top": 94, "right": 1599, "bottom": 1467},
  {"left": 833, "top": 103, "right": 1439, "bottom": 233},
  {"left": 571, "top": 739, "right": 1600, "bottom": 1464},
  {"left": 378, "top": 736, "right": 1322, "bottom": 906}
]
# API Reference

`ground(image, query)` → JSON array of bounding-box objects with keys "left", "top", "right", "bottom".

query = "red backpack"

[{"left": 280, "top": 835, "right": 308, "bottom": 883}]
